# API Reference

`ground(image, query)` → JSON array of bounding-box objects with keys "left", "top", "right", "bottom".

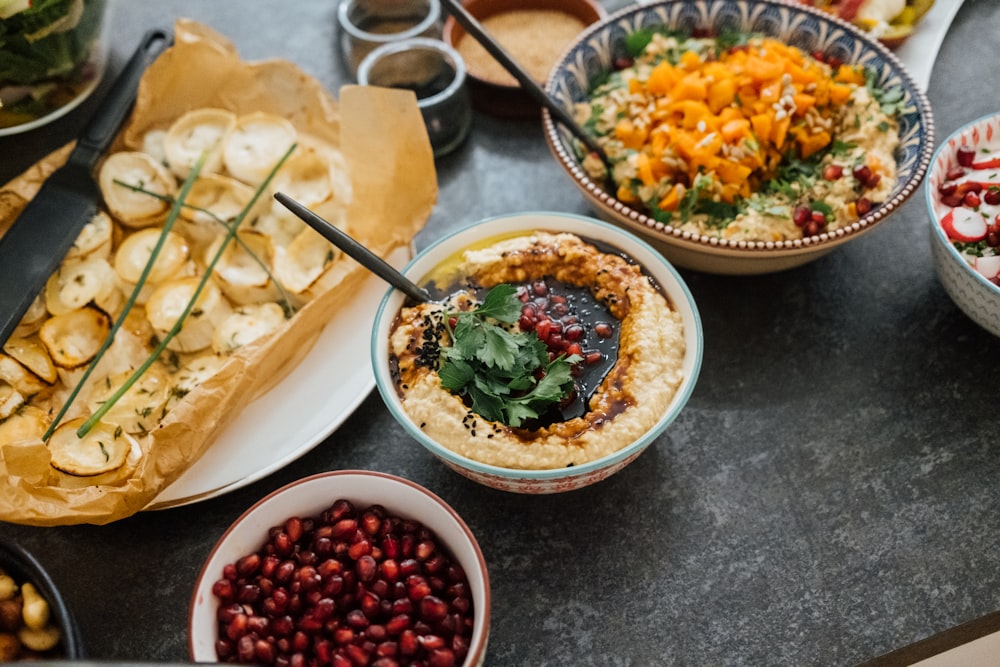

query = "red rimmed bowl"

[{"left": 188, "top": 470, "right": 490, "bottom": 666}]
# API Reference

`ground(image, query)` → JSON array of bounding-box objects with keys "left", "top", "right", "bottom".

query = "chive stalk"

[
  {"left": 110, "top": 179, "right": 299, "bottom": 317},
  {"left": 42, "top": 152, "right": 211, "bottom": 442},
  {"left": 75, "top": 144, "right": 298, "bottom": 438}
]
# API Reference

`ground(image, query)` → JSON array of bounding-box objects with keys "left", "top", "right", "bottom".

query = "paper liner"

[{"left": 0, "top": 19, "right": 437, "bottom": 525}]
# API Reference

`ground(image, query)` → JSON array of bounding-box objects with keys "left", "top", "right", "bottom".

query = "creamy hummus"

[{"left": 388, "top": 231, "right": 686, "bottom": 470}]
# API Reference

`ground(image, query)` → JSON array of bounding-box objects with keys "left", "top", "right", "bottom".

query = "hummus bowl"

[
  {"left": 542, "top": 0, "right": 934, "bottom": 275},
  {"left": 189, "top": 470, "right": 490, "bottom": 666},
  {"left": 926, "top": 112, "right": 1000, "bottom": 338},
  {"left": 372, "top": 212, "right": 702, "bottom": 494}
]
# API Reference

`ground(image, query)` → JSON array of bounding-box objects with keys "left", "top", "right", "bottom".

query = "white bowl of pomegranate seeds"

[
  {"left": 372, "top": 211, "right": 702, "bottom": 494},
  {"left": 926, "top": 112, "right": 1000, "bottom": 338},
  {"left": 188, "top": 470, "right": 490, "bottom": 666}
]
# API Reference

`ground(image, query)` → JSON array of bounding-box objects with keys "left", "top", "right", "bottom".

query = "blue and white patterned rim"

[{"left": 542, "top": 0, "right": 935, "bottom": 253}]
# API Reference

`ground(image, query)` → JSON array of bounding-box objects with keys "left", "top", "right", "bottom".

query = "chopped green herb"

[{"left": 437, "top": 285, "right": 580, "bottom": 427}]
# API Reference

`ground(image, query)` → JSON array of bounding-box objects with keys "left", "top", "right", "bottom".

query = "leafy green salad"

[{"left": 0, "top": 0, "right": 105, "bottom": 126}]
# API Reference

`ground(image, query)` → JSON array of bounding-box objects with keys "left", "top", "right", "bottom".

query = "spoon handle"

[
  {"left": 273, "top": 192, "right": 430, "bottom": 303},
  {"left": 439, "top": 0, "right": 608, "bottom": 162}
]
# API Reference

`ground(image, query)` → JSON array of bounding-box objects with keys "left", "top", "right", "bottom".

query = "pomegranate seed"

[
  {"left": 941, "top": 193, "right": 964, "bottom": 208},
  {"left": 419, "top": 634, "right": 446, "bottom": 651},
  {"left": 856, "top": 197, "right": 872, "bottom": 216},
  {"left": 380, "top": 559, "right": 400, "bottom": 582},
  {"left": 334, "top": 626, "right": 355, "bottom": 645},
  {"left": 285, "top": 517, "right": 304, "bottom": 542},
  {"left": 792, "top": 205, "right": 811, "bottom": 227},
  {"left": 957, "top": 145, "right": 975, "bottom": 167},
  {"left": 237, "top": 634, "right": 256, "bottom": 662},
  {"left": 226, "top": 613, "right": 249, "bottom": 641},
  {"left": 331, "top": 518, "right": 358, "bottom": 539},
  {"left": 984, "top": 188, "right": 1000, "bottom": 205},
  {"left": 822, "top": 164, "right": 843, "bottom": 180},
  {"left": 939, "top": 181, "right": 958, "bottom": 196},
  {"left": 827, "top": 56, "right": 842, "bottom": 69},
  {"left": 314, "top": 640, "right": 333, "bottom": 664},
  {"left": 255, "top": 638, "right": 276, "bottom": 663},
  {"left": 346, "top": 608, "right": 369, "bottom": 629},
  {"left": 419, "top": 595, "right": 449, "bottom": 622},
  {"left": 811, "top": 210, "right": 827, "bottom": 225},
  {"left": 964, "top": 192, "right": 982, "bottom": 208},
  {"left": 811, "top": 50, "right": 826, "bottom": 62},
  {"left": 428, "top": 647, "right": 457, "bottom": 667},
  {"left": 272, "top": 532, "right": 294, "bottom": 557},
  {"left": 852, "top": 164, "right": 872, "bottom": 184},
  {"left": 345, "top": 643, "right": 371, "bottom": 665},
  {"left": 803, "top": 220, "right": 821, "bottom": 236},
  {"left": 399, "top": 630, "right": 419, "bottom": 656},
  {"left": 535, "top": 318, "right": 551, "bottom": 339},
  {"left": 247, "top": 615, "right": 270, "bottom": 635},
  {"left": 946, "top": 165, "right": 967, "bottom": 181},
  {"left": 360, "top": 590, "right": 381, "bottom": 618},
  {"left": 362, "top": 509, "right": 383, "bottom": 536},
  {"left": 212, "top": 579, "right": 236, "bottom": 602},
  {"left": 314, "top": 597, "right": 336, "bottom": 620},
  {"left": 867, "top": 173, "right": 881, "bottom": 189},
  {"left": 613, "top": 56, "right": 634, "bottom": 70}
]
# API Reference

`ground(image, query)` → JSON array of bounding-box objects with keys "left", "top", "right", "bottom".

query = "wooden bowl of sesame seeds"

[{"left": 442, "top": 0, "right": 604, "bottom": 119}]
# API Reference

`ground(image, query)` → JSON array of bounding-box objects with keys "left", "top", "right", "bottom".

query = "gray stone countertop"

[{"left": 1, "top": 1, "right": 999, "bottom": 665}]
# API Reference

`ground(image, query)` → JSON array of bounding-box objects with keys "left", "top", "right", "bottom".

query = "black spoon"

[
  {"left": 273, "top": 192, "right": 431, "bottom": 303},
  {"left": 439, "top": 0, "right": 613, "bottom": 173}
]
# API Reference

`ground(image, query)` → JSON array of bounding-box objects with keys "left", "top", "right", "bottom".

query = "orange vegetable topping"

[{"left": 624, "top": 36, "right": 848, "bottom": 198}]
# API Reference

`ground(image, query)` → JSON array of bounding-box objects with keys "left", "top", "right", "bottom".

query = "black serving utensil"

[
  {"left": 0, "top": 29, "right": 172, "bottom": 346},
  {"left": 273, "top": 192, "right": 431, "bottom": 303},
  {"left": 438, "top": 0, "right": 612, "bottom": 171}
]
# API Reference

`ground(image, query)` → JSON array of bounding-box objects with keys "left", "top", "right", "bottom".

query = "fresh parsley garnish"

[{"left": 437, "top": 285, "right": 581, "bottom": 428}]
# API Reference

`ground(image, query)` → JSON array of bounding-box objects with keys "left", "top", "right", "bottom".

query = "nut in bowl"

[
  {"left": 543, "top": 0, "right": 934, "bottom": 274},
  {"left": 372, "top": 212, "right": 703, "bottom": 494},
  {"left": 0, "top": 540, "right": 84, "bottom": 661},
  {"left": 926, "top": 112, "right": 1000, "bottom": 338},
  {"left": 188, "top": 470, "right": 490, "bottom": 666}
]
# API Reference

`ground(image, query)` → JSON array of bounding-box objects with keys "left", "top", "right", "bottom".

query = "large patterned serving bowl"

[{"left": 543, "top": 0, "right": 934, "bottom": 274}]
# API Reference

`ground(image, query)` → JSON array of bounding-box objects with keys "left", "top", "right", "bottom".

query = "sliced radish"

[
  {"left": 974, "top": 255, "right": 1000, "bottom": 280},
  {"left": 940, "top": 208, "right": 988, "bottom": 242},
  {"left": 972, "top": 154, "right": 1000, "bottom": 170}
]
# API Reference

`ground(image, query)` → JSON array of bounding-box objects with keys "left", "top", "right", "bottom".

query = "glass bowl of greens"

[
  {"left": 0, "top": 0, "right": 107, "bottom": 135},
  {"left": 542, "top": 0, "right": 934, "bottom": 275}
]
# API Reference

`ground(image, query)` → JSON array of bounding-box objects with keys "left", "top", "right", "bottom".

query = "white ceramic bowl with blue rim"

[
  {"left": 371, "top": 211, "right": 703, "bottom": 494},
  {"left": 926, "top": 112, "right": 1000, "bottom": 338},
  {"left": 542, "top": 0, "right": 935, "bottom": 275},
  {"left": 188, "top": 470, "right": 490, "bottom": 665}
]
